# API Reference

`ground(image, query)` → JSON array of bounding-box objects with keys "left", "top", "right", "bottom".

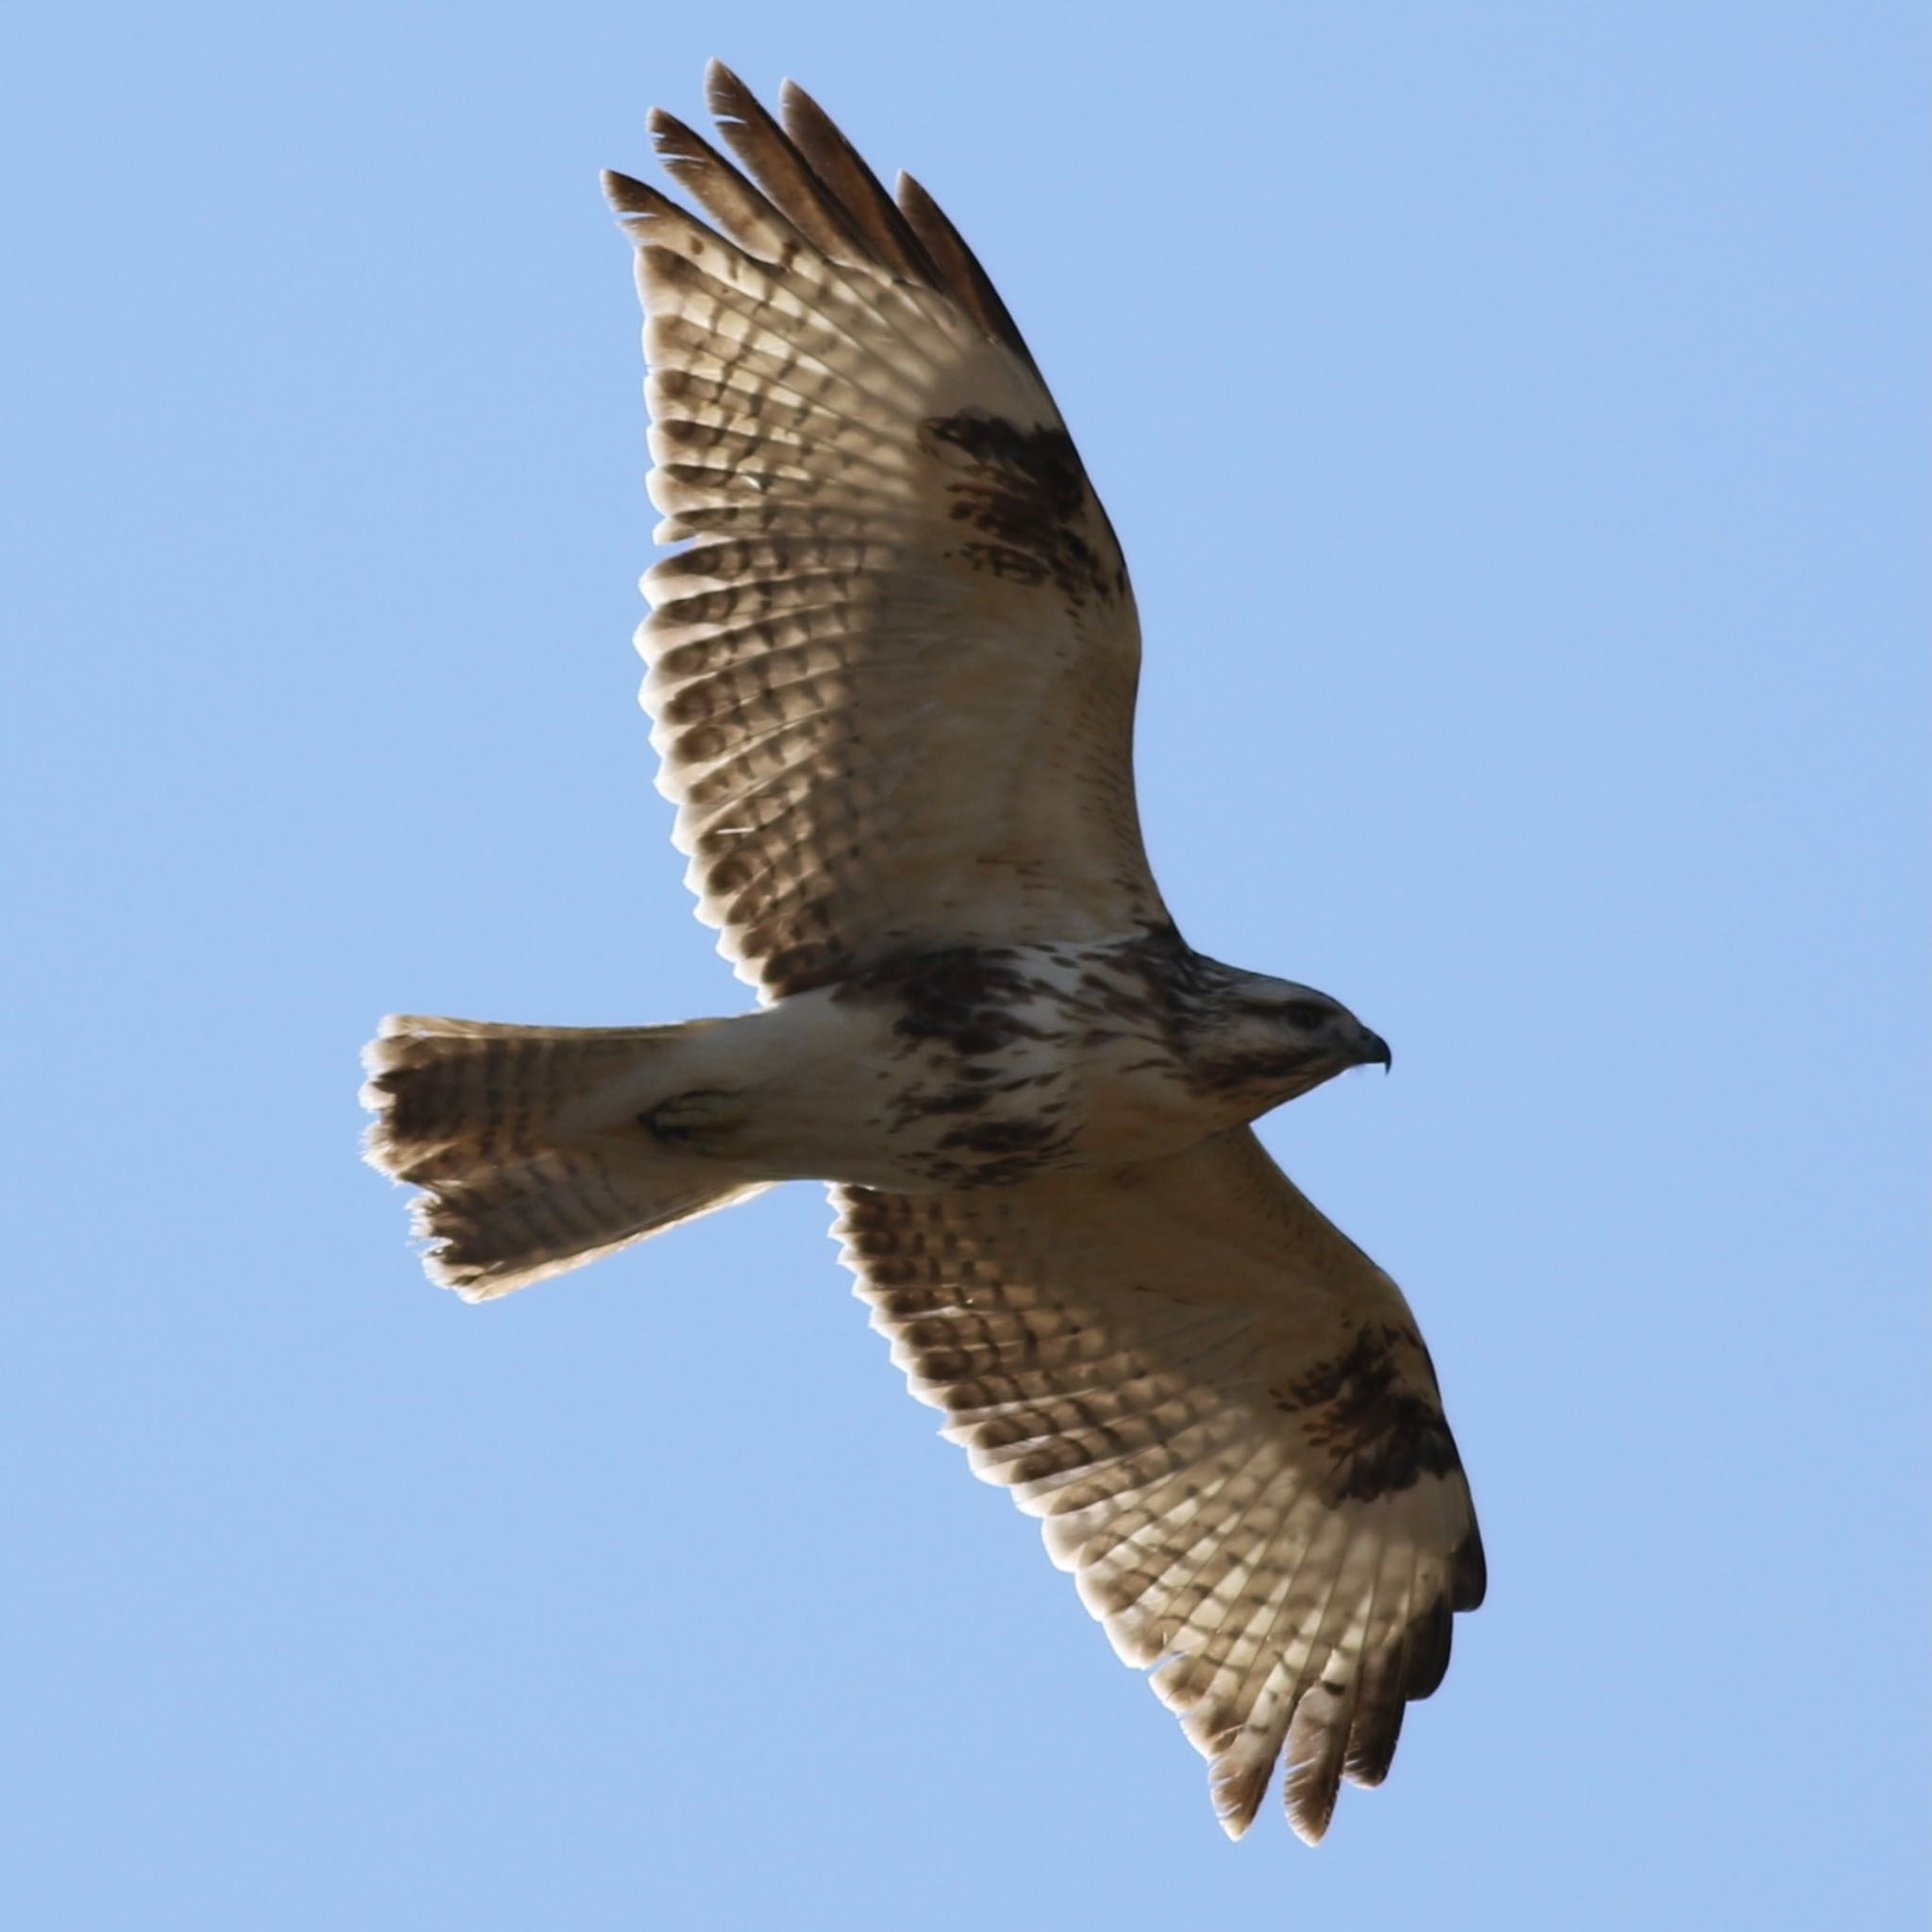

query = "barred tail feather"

[{"left": 360, "top": 1014, "right": 764, "bottom": 1299}]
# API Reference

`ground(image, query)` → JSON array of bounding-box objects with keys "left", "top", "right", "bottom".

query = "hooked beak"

[{"left": 1357, "top": 1029, "right": 1392, "bottom": 1074}]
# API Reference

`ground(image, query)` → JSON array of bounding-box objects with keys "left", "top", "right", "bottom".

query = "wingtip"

[
  {"left": 1213, "top": 1786, "right": 1265, "bottom": 1842},
  {"left": 1452, "top": 1521, "right": 1488, "bottom": 1610},
  {"left": 705, "top": 57, "right": 750, "bottom": 116},
  {"left": 601, "top": 167, "right": 654, "bottom": 218},
  {"left": 775, "top": 75, "right": 819, "bottom": 125},
  {"left": 646, "top": 104, "right": 703, "bottom": 158},
  {"left": 1285, "top": 1803, "right": 1332, "bottom": 1848}
]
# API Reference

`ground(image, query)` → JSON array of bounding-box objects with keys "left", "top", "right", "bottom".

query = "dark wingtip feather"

[
  {"left": 635, "top": 66, "right": 1042, "bottom": 371},
  {"left": 893, "top": 169, "right": 1041, "bottom": 373},
  {"left": 1281, "top": 1682, "right": 1352, "bottom": 1844},
  {"left": 703, "top": 56, "right": 746, "bottom": 112},
  {"left": 633, "top": 101, "right": 802, "bottom": 267},
  {"left": 1209, "top": 1758, "right": 1274, "bottom": 1841},
  {"left": 646, "top": 105, "right": 713, "bottom": 170},
  {"left": 1401, "top": 1594, "right": 1456, "bottom": 1702},
  {"left": 698, "top": 60, "right": 865, "bottom": 263},
  {"left": 1453, "top": 1522, "right": 1488, "bottom": 1610},
  {"left": 777, "top": 77, "right": 942, "bottom": 285},
  {"left": 1342, "top": 1663, "right": 1407, "bottom": 1789},
  {"left": 601, "top": 168, "right": 667, "bottom": 222}
]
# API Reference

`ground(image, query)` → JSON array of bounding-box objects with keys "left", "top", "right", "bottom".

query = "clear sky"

[{"left": 6, "top": 4, "right": 1926, "bottom": 1926}]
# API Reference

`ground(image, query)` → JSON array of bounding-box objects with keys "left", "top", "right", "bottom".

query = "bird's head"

[{"left": 1190, "top": 975, "right": 1391, "bottom": 1112}]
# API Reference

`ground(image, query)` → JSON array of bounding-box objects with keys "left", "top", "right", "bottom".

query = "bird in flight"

[{"left": 362, "top": 61, "right": 1483, "bottom": 1842}]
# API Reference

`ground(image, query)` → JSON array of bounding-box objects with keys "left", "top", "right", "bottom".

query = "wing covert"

[{"left": 607, "top": 65, "right": 1164, "bottom": 998}]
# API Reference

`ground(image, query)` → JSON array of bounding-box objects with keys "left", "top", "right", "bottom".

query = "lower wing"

[{"left": 835, "top": 1125, "right": 1484, "bottom": 1841}]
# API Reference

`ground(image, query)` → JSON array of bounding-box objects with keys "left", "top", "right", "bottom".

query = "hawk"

[{"left": 362, "top": 62, "right": 1484, "bottom": 1842}]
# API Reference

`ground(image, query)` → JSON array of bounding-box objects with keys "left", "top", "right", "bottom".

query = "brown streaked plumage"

[{"left": 361, "top": 62, "right": 1483, "bottom": 1843}]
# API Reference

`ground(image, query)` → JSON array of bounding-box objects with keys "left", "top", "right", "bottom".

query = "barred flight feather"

[
  {"left": 602, "top": 60, "right": 1159, "bottom": 999},
  {"left": 838, "top": 1126, "right": 1483, "bottom": 1840}
]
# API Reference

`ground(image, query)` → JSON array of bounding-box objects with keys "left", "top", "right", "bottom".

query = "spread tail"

[{"left": 360, "top": 1014, "right": 764, "bottom": 1299}]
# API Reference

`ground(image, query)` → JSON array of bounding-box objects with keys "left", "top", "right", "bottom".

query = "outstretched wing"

[
  {"left": 836, "top": 1128, "right": 1485, "bottom": 1842},
  {"left": 606, "top": 65, "right": 1164, "bottom": 1000}
]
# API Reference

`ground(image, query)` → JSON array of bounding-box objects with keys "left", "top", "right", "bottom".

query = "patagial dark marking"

[
  {"left": 923, "top": 409, "right": 1125, "bottom": 607},
  {"left": 1274, "top": 1324, "right": 1461, "bottom": 1503}
]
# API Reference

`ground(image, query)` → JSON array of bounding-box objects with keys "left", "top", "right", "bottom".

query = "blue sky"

[{"left": 6, "top": 4, "right": 1925, "bottom": 1926}]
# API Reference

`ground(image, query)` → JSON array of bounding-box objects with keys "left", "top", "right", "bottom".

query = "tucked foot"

[{"left": 640, "top": 1089, "right": 753, "bottom": 1149}]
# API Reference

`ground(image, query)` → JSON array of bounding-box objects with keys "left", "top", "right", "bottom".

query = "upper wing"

[
  {"left": 836, "top": 1127, "right": 1485, "bottom": 1842},
  {"left": 605, "top": 65, "right": 1165, "bottom": 999}
]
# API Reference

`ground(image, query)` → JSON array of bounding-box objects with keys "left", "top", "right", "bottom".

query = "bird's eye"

[{"left": 1282, "top": 1000, "right": 1332, "bottom": 1030}]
